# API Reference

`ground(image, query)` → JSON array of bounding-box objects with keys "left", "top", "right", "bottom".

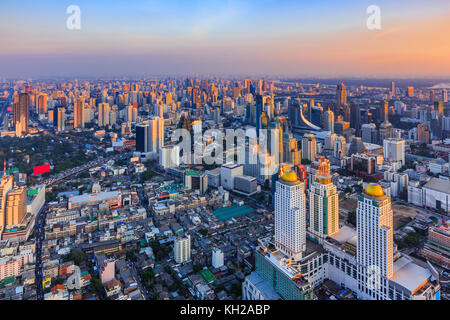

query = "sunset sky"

[{"left": 0, "top": 0, "right": 449, "bottom": 78}]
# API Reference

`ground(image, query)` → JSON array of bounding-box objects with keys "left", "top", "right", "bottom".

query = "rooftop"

[{"left": 423, "top": 178, "right": 450, "bottom": 194}]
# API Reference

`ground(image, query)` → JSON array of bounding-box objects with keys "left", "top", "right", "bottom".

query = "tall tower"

[
  {"left": 357, "top": 183, "right": 394, "bottom": 299},
  {"left": 323, "top": 108, "right": 335, "bottom": 133},
  {"left": 74, "top": 97, "right": 85, "bottom": 129},
  {"left": 57, "top": 107, "right": 66, "bottom": 132},
  {"left": 309, "top": 158, "right": 339, "bottom": 241},
  {"left": 336, "top": 81, "right": 347, "bottom": 108},
  {"left": 274, "top": 170, "right": 306, "bottom": 261},
  {"left": 98, "top": 103, "right": 111, "bottom": 127},
  {"left": 13, "top": 92, "right": 30, "bottom": 136},
  {"left": 301, "top": 134, "right": 316, "bottom": 162}
]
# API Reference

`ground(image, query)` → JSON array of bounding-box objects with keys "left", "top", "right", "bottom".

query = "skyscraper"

[
  {"left": 37, "top": 93, "right": 48, "bottom": 115},
  {"left": 301, "top": 134, "right": 316, "bottom": 162},
  {"left": 57, "top": 107, "right": 66, "bottom": 132},
  {"left": 136, "top": 117, "right": 164, "bottom": 154},
  {"left": 74, "top": 97, "right": 85, "bottom": 129},
  {"left": 383, "top": 138, "right": 405, "bottom": 165},
  {"left": 350, "top": 103, "right": 361, "bottom": 135},
  {"left": 323, "top": 108, "right": 334, "bottom": 133},
  {"left": 174, "top": 234, "right": 191, "bottom": 264},
  {"left": 13, "top": 92, "right": 30, "bottom": 136},
  {"left": 98, "top": 103, "right": 111, "bottom": 127},
  {"left": 6, "top": 186, "right": 26, "bottom": 227},
  {"left": 309, "top": 157, "right": 339, "bottom": 241},
  {"left": 357, "top": 183, "right": 394, "bottom": 299},
  {"left": 274, "top": 170, "right": 306, "bottom": 261},
  {"left": 336, "top": 81, "right": 347, "bottom": 108}
]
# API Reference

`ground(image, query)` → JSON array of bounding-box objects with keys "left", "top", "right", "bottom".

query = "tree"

[
  {"left": 347, "top": 211, "right": 357, "bottom": 227},
  {"left": 68, "top": 249, "right": 85, "bottom": 265},
  {"left": 193, "top": 262, "right": 203, "bottom": 273}
]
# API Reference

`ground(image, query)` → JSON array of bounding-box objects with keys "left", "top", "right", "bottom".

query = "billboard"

[{"left": 33, "top": 164, "right": 51, "bottom": 175}]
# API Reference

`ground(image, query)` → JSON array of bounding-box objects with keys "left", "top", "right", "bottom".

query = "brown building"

[
  {"left": 6, "top": 187, "right": 26, "bottom": 227},
  {"left": 13, "top": 92, "right": 30, "bottom": 136}
]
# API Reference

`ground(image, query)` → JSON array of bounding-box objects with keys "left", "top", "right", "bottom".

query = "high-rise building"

[
  {"left": 361, "top": 123, "right": 378, "bottom": 144},
  {"left": 136, "top": 118, "right": 164, "bottom": 154},
  {"left": 98, "top": 103, "right": 111, "bottom": 127},
  {"left": 74, "top": 97, "right": 85, "bottom": 129},
  {"left": 174, "top": 234, "right": 191, "bottom": 264},
  {"left": 5, "top": 186, "right": 26, "bottom": 227},
  {"left": 337, "top": 81, "right": 347, "bottom": 108},
  {"left": 407, "top": 86, "right": 415, "bottom": 97},
  {"left": 212, "top": 248, "right": 224, "bottom": 268},
  {"left": 383, "top": 138, "right": 405, "bottom": 165},
  {"left": 323, "top": 108, "right": 334, "bottom": 133},
  {"left": 309, "top": 158, "right": 339, "bottom": 241},
  {"left": 301, "top": 134, "right": 316, "bottom": 162},
  {"left": 37, "top": 93, "right": 48, "bottom": 115},
  {"left": 350, "top": 103, "right": 361, "bottom": 135},
  {"left": 357, "top": 183, "right": 394, "bottom": 299},
  {"left": 274, "top": 170, "right": 306, "bottom": 261},
  {"left": 13, "top": 92, "right": 30, "bottom": 136},
  {"left": 417, "top": 123, "right": 430, "bottom": 144},
  {"left": 434, "top": 101, "right": 444, "bottom": 117},
  {"left": 0, "top": 169, "right": 13, "bottom": 231},
  {"left": 57, "top": 107, "right": 66, "bottom": 132}
]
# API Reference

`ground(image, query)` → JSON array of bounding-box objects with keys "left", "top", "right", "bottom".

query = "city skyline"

[{"left": 1, "top": 0, "right": 450, "bottom": 78}]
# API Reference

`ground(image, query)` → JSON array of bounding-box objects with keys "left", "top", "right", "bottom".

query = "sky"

[{"left": 0, "top": 0, "right": 449, "bottom": 78}]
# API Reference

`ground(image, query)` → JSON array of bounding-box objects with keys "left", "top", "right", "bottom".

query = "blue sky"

[{"left": 0, "top": 0, "right": 449, "bottom": 77}]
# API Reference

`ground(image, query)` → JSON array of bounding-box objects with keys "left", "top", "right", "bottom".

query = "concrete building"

[
  {"left": 383, "top": 138, "right": 405, "bottom": 166},
  {"left": 274, "top": 170, "right": 306, "bottom": 261},
  {"left": 233, "top": 175, "right": 258, "bottom": 196},
  {"left": 212, "top": 248, "right": 224, "bottom": 269},
  {"left": 220, "top": 163, "right": 243, "bottom": 190},
  {"left": 174, "top": 234, "right": 191, "bottom": 264}
]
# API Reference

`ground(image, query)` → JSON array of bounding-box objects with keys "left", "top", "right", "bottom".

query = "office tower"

[
  {"left": 350, "top": 103, "right": 361, "bottom": 135},
  {"left": 282, "top": 132, "right": 300, "bottom": 165},
  {"left": 13, "top": 92, "right": 30, "bottom": 136},
  {"left": 391, "top": 81, "right": 395, "bottom": 98},
  {"left": 309, "top": 158, "right": 339, "bottom": 241},
  {"left": 417, "top": 123, "right": 430, "bottom": 144},
  {"left": 379, "top": 100, "right": 389, "bottom": 124},
  {"left": 378, "top": 121, "right": 394, "bottom": 144},
  {"left": 6, "top": 186, "right": 26, "bottom": 227},
  {"left": 174, "top": 234, "right": 191, "bottom": 264},
  {"left": 109, "top": 105, "right": 118, "bottom": 126},
  {"left": 184, "top": 171, "right": 208, "bottom": 194},
  {"left": 136, "top": 118, "right": 164, "bottom": 154},
  {"left": 74, "top": 97, "right": 85, "bottom": 129},
  {"left": 274, "top": 170, "right": 306, "bottom": 261},
  {"left": 324, "top": 132, "right": 336, "bottom": 151},
  {"left": 212, "top": 248, "right": 224, "bottom": 268},
  {"left": 336, "top": 81, "right": 347, "bottom": 108},
  {"left": 407, "top": 86, "right": 414, "bottom": 97},
  {"left": 98, "top": 103, "right": 111, "bottom": 127},
  {"left": 256, "top": 95, "right": 263, "bottom": 136},
  {"left": 357, "top": 183, "right": 394, "bottom": 299},
  {"left": 361, "top": 123, "right": 377, "bottom": 144},
  {"left": 37, "top": 93, "right": 48, "bottom": 115},
  {"left": 0, "top": 169, "right": 13, "bottom": 231},
  {"left": 57, "top": 107, "right": 66, "bottom": 132},
  {"left": 443, "top": 89, "right": 448, "bottom": 103},
  {"left": 301, "top": 134, "right": 316, "bottom": 162},
  {"left": 343, "top": 104, "right": 351, "bottom": 123},
  {"left": 383, "top": 138, "right": 405, "bottom": 165},
  {"left": 135, "top": 122, "right": 149, "bottom": 153},
  {"left": 323, "top": 108, "right": 334, "bottom": 133},
  {"left": 333, "top": 135, "right": 346, "bottom": 160},
  {"left": 434, "top": 101, "right": 444, "bottom": 117}
]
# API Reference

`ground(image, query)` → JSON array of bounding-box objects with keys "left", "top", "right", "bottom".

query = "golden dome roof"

[
  {"left": 365, "top": 183, "right": 384, "bottom": 197},
  {"left": 281, "top": 171, "right": 298, "bottom": 182}
]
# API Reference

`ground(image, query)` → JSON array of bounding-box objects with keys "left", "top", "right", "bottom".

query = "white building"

[
  {"left": 274, "top": 170, "right": 306, "bottom": 261},
  {"left": 357, "top": 183, "right": 394, "bottom": 300},
  {"left": 301, "top": 134, "right": 316, "bottom": 162},
  {"left": 383, "top": 138, "right": 405, "bottom": 166},
  {"left": 220, "top": 163, "right": 243, "bottom": 190},
  {"left": 159, "top": 145, "right": 180, "bottom": 169},
  {"left": 174, "top": 234, "right": 191, "bottom": 264},
  {"left": 212, "top": 248, "right": 224, "bottom": 269}
]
